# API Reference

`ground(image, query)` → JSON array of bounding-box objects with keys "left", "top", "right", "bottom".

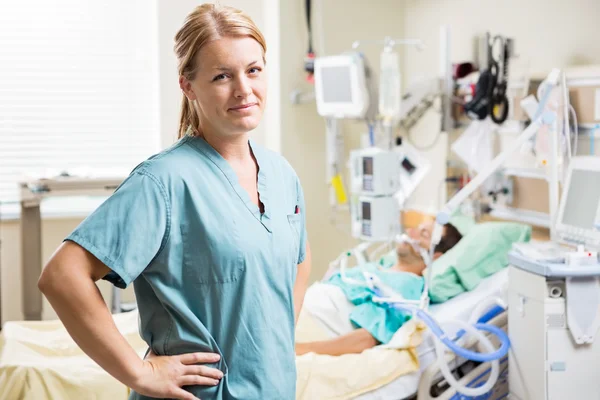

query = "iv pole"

[{"left": 351, "top": 36, "right": 427, "bottom": 151}]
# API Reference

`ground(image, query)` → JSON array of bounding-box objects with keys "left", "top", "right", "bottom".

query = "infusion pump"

[
  {"left": 349, "top": 143, "right": 429, "bottom": 198},
  {"left": 349, "top": 147, "right": 401, "bottom": 195},
  {"left": 349, "top": 142, "right": 429, "bottom": 241},
  {"left": 352, "top": 196, "right": 400, "bottom": 240}
]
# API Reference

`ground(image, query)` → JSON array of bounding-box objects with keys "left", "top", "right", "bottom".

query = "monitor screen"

[
  {"left": 561, "top": 169, "right": 600, "bottom": 230},
  {"left": 363, "top": 157, "right": 373, "bottom": 175},
  {"left": 401, "top": 157, "right": 416, "bottom": 175},
  {"left": 361, "top": 201, "right": 371, "bottom": 221},
  {"left": 320, "top": 66, "right": 353, "bottom": 103}
]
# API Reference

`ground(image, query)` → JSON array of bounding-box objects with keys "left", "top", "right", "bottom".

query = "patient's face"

[
  {"left": 407, "top": 221, "right": 434, "bottom": 249},
  {"left": 396, "top": 221, "right": 431, "bottom": 260},
  {"left": 396, "top": 221, "right": 444, "bottom": 264}
]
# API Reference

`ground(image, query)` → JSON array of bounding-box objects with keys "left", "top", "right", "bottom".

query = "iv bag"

[
  {"left": 533, "top": 84, "right": 567, "bottom": 170},
  {"left": 379, "top": 49, "right": 401, "bottom": 122}
]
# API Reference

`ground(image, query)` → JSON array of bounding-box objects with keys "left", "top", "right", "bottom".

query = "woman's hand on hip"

[{"left": 131, "top": 350, "right": 223, "bottom": 400}]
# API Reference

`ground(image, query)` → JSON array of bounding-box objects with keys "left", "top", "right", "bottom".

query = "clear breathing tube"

[
  {"left": 534, "top": 72, "right": 578, "bottom": 163},
  {"left": 336, "top": 238, "right": 510, "bottom": 397}
]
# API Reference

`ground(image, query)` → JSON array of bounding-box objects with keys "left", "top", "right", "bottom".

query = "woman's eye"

[
  {"left": 213, "top": 74, "right": 227, "bottom": 81},
  {"left": 249, "top": 67, "right": 261, "bottom": 74}
]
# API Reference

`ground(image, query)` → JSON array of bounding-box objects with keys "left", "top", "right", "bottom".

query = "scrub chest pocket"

[{"left": 181, "top": 218, "right": 245, "bottom": 285}]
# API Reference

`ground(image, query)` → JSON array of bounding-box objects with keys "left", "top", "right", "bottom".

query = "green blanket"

[{"left": 428, "top": 222, "right": 531, "bottom": 303}]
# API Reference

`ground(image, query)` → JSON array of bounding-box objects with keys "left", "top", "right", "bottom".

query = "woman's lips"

[{"left": 229, "top": 103, "right": 257, "bottom": 111}]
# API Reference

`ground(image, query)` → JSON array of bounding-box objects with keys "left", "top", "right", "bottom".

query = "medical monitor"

[
  {"left": 314, "top": 53, "right": 370, "bottom": 119},
  {"left": 354, "top": 195, "right": 399, "bottom": 241},
  {"left": 555, "top": 156, "right": 600, "bottom": 249},
  {"left": 349, "top": 148, "right": 401, "bottom": 196}
]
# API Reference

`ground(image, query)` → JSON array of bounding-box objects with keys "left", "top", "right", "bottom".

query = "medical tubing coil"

[
  {"left": 392, "top": 301, "right": 508, "bottom": 396},
  {"left": 392, "top": 304, "right": 510, "bottom": 362},
  {"left": 434, "top": 320, "right": 501, "bottom": 397}
]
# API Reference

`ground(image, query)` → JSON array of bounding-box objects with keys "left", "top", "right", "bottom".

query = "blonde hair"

[{"left": 174, "top": 3, "right": 267, "bottom": 139}]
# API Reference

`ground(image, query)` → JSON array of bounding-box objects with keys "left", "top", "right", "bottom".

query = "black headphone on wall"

[{"left": 464, "top": 35, "right": 513, "bottom": 124}]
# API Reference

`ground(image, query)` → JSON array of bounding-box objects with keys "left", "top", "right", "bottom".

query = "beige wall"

[
  {"left": 0, "top": 217, "right": 136, "bottom": 324},
  {"left": 403, "top": 0, "right": 600, "bottom": 80}
]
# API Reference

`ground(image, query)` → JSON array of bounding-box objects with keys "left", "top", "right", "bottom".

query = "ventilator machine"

[{"left": 507, "top": 155, "right": 600, "bottom": 400}]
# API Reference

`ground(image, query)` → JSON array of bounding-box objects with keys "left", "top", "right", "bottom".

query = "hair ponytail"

[
  {"left": 178, "top": 95, "right": 190, "bottom": 139},
  {"left": 178, "top": 95, "right": 200, "bottom": 139}
]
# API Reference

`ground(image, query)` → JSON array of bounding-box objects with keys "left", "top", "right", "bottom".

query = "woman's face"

[{"left": 180, "top": 36, "right": 267, "bottom": 138}]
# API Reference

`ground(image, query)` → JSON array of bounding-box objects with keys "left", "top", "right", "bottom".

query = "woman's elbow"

[
  {"left": 38, "top": 241, "right": 110, "bottom": 294},
  {"left": 38, "top": 244, "right": 76, "bottom": 294},
  {"left": 38, "top": 259, "right": 61, "bottom": 295}
]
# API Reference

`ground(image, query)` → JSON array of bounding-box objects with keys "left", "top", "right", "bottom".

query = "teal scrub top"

[
  {"left": 326, "top": 263, "right": 423, "bottom": 344},
  {"left": 65, "top": 134, "right": 308, "bottom": 399}
]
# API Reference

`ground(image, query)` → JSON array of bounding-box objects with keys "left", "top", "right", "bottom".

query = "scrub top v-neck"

[
  {"left": 195, "top": 134, "right": 273, "bottom": 232},
  {"left": 65, "top": 134, "right": 308, "bottom": 400}
]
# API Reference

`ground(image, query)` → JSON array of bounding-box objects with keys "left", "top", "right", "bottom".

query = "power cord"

[
  {"left": 303, "top": 0, "right": 316, "bottom": 83},
  {"left": 489, "top": 36, "right": 512, "bottom": 124},
  {"left": 407, "top": 129, "right": 441, "bottom": 151}
]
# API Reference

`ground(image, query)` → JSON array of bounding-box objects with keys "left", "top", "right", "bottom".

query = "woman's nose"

[{"left": 234, "top": 77, "right": 252, "bottom": 98}]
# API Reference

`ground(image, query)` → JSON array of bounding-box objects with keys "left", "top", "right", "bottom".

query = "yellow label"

[{"left": 331, "top": 175, "right": 347, "bottom": 204}]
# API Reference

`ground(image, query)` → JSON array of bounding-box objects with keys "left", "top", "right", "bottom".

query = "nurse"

[{"left": 38, "top": 4, "right": 311, "bottom": 400}]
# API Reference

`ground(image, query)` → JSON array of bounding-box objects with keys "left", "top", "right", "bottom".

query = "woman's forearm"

[
  {"left": 39, "top": 259, "right": 144, "bottom": 389},
  {"left": 294, "top": 275, "right": 309, "bottom": 324},
  {"left": 295, "top": 328, "right": 378, "bottom": 356},
  {"left": 294, "top": 242, "right": 312, "bottom": 324}
]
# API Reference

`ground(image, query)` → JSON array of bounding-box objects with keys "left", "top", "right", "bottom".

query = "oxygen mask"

[{"left": 395, "top": 233, "right": 431, "bottom": 265}]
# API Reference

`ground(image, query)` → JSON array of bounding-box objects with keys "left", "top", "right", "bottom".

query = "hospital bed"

[{"left": 297, "top": 224, "right": 517, "bottom": 400}]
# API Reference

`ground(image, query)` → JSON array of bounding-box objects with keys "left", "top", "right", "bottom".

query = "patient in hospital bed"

[{"left": 295, "top": 221, "right": 463, "bottom": 357}]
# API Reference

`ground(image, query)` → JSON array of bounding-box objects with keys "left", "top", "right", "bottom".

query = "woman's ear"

[{"left": 179, "top": 76, "right": 197, "bottom": 101}]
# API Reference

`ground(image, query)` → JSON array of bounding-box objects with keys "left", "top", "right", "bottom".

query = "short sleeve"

[
  {"left": 65, "top": 170, "right": 170, "bottom": 288},
  {"left": 296, "top": 176, "right": 308, "bottom": 264}
]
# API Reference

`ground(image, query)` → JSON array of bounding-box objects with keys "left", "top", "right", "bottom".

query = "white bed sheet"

[{"left": 354, "top": 268, "right": 509, "bottom": 400}]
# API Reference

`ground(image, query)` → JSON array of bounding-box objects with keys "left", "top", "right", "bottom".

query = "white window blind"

[{"left": 0, "top": 0, "right": 160, "bottom": 203}]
